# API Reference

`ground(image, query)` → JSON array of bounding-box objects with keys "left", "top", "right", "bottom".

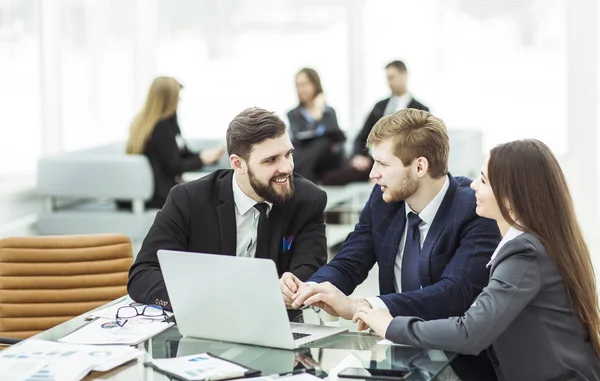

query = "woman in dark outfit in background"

[{"left": 120, "top": 76, "right": 224, "bottom": 209}]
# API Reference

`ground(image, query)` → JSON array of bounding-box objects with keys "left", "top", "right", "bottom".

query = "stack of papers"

[
  {"left": 59, "top": 317, "right": 174, "bottom": 345},
  {"left": 0, "top": 339, "right": 142, "bottom": 381}
]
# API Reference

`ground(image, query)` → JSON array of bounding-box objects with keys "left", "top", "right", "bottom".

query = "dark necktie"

[
  {"left": 401, "top": 212, "right": 423, "bottom": 292},
  {"left": 254, "top": 203, "right": 270, "bottom": 259}
]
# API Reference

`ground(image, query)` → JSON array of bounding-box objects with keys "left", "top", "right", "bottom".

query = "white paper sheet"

[
  {"left": 0, "top": 339, "right": 142, "bottom": 372},
  {"left": 0, "top": 359, "right": 48, "bottom": 381},
  {"left": 59, "top": 317, "right": 174, "bottom": 345},
  {"left": 0, "top": 358, "right": 95, "bottom": 381}
]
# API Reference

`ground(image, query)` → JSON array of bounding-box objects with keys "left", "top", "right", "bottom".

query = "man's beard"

[
  {"left": 248, "top": 168, "right": 295, "bottom": 205},
  {"left": 384, "top": 171, "right": 418, "bottom": 203}
]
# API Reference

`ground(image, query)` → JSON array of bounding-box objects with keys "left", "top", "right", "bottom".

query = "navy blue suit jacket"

[{"left": 309, "top": 174, "right": 500, "bottom": 319}]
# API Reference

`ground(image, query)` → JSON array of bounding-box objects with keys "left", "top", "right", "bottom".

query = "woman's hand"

[
  {"left": 352, "top": 307, "right": 394, "bottom": 339},
  {"left": 308, "top": 93, "right": 326, "bottom": 120}
]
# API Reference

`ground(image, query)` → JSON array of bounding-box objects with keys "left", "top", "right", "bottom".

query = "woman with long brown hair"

[
  {"left": 122, "top": 76, "right": 224, "bottom": 209},
  {"left": 354, "top": 139, "right": 600, "bottom": 380},
  {"left": 287, "top": 68, "right": 346, "bottom": 183}
]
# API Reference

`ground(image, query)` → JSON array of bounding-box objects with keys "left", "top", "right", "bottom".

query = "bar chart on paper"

[
  {"left": 0, "top": 340, "right": 141, "bottom": 373},
  {"left": 0, "top": 357, "right": 91, "bottom": 381},
  {"left": 26, "top": 367, "right": 55, "bottom": 381},
  {"left": 186, "top": 355, "right": 214, "bottom": 378},
  {"left": 149, "top": 353, "right": 256, "bottom": 381}
]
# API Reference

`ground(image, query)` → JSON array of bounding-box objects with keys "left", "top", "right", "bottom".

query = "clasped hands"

[{"left": 279, "top": 272, "right": 394, "bottom": 338}]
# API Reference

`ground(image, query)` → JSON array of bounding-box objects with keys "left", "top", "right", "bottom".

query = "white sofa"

[{"left": 35, "top": 140, "right": 227, "bottom": 242}]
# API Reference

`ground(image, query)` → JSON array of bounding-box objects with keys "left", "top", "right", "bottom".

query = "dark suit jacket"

[
  {"left": 387, "top": 233, "right": 600, "bottom": 381},
  {"left": 308, "top": 174, "right": 501, "bottom": 320},
  {"left": 287, "top": 105, "right": 346, "bottom": 146},
  {"left": 354, "top": 97, "right": 429, "bottom": 156},
  {"left": 128, "top": 169, "right": 328, "bottom": 310},
  {"left": 143, "top": 113, "right": 205, "bottom": 208}
]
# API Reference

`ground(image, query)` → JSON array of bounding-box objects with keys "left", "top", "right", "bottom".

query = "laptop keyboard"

[{"left": 293, "top": 332, "right": 311, "bottom": 340}]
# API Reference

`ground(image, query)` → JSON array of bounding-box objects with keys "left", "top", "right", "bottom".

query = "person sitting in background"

[
  {"left": 287, "top": 68, "right": 346, "bottom": 183},
  {"left": 120, "top": 76, "right": 224, "bottom": 209},
  {"left": 354, "top": 139, "right": 600, "bottom": 380},
  {"left": 322, "top": 60, "right": 429, "bottom": 185}
]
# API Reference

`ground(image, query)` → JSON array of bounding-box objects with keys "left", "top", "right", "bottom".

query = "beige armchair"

[{"left": 0, "top": 234, "right": 133, "bottom": 340}]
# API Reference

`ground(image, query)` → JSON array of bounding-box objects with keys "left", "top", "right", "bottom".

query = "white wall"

[{"left": 565, "top": 0, "right": 600, "bottom": 268}]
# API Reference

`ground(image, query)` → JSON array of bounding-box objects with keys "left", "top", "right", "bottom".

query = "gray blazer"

[{"left": 386, "top": 233, "right": 600, "bottom": 381}]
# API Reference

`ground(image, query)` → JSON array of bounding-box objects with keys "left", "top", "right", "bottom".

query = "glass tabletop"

[
  {"left": 147, "top": 326, "right": 456, "bottom": 381},
  {"left": 25, "top": 298, "right": 497, "bottom": 381}
]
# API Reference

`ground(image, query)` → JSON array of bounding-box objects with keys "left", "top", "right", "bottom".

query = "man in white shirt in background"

[{"left": 321, "top": 60, "right": 430, "bottom": 186}]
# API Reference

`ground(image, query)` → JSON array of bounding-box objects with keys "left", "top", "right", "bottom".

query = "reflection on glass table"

[
  {"left": 27, "top": 298, "right": 499, "bottom": 380},
  {"left": 154, "top": 326, "right": 456, "bottom": 381}
]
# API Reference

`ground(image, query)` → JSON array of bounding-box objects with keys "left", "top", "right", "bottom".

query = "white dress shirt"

[
  {"left": 232, "top": 175, "right": 272, "bottom": 258},
  {"left": 393, "top": 93, "right": 413, "bottom": 112},
  {"left": 486, "top": 226, "right": 524, "bottom": 268},
  {"left": 367, "top": 176, "right": 450, "bottom": 310},
  {"left": 384, "top": 93, "right": 413, "bottom": 117}
]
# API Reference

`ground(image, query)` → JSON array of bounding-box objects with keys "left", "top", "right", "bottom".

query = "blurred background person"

[
  {"left": 322, "top": 60, "right": 429, "bottom": 185},
  {"left": 120, "top": 76, "right": 224, "bottom": 209},
  {"left": 287, "top": 68, "right": 346, "bottom": 183}
]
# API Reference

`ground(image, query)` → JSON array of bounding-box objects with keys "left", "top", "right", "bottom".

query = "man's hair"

[
  {"left": 226, "top": 107, "right": 287, "bottom": 161},
  {"left": 366, "top": 109, "right": 449, "bottom": 179},
  {"left": 385, "top": 60, "right": 407, "bottom": 73}
]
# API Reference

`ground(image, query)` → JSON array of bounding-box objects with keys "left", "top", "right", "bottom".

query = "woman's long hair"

[
  {"left": 126, "top": 76, "right": 181, "bottom": 154},
  {"left": 296, "top": 68, "right": 323, "bottom": 106},
  {"left": 488, "top": 139, "right": 600, "bottom": 356}
]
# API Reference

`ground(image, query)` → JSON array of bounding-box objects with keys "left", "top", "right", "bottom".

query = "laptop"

[{"left": 157, "top": 250, "right": 347, "bottom": 350}]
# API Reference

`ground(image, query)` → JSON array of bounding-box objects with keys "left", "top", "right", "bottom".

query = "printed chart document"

[
  {"left": 59, "top": 317, "right": 174, "bottom": 345},
  {"left": 0, "top": 359, "right": 49, "bottom": 381},
  {"left": 1, "top": 359, "right": 94, "bottom": 381},
  {"left": 0, "top": 339, "right": 141, "bottom": 372},
  {"left": 146, "top": 353, "right": 260, "bottom": 381}
]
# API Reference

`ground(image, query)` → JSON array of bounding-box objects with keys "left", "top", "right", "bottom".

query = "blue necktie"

[{"left": 401, "top": 212, "right": 423, "bottom": 292}]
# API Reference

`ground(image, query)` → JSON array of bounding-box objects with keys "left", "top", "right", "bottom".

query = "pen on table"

[
  {"left": 268, "top": 368, "right": 316, "bottom": 378},
  {"left": 299, "top": 304, "right": 321, "bottom": 313},
  {"left": 143, "top": 362, "right": 188, "bottom": 381}
]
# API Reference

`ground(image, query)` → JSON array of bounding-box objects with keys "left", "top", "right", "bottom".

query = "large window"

[
  {"left": 153, "top": 0, "right": 351, "bottom": 140},
  {"left": 0, "top": 0, "right": 570, "bottom": 172},
  {"left": 58, "top": 0, "right": 136, "bottom": 151},
  {"left": 362, "top": 0, "right": 567, "bottom": 153},
  {"left": 0, "top": 0, "right": 41, "bottom": 176}
]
